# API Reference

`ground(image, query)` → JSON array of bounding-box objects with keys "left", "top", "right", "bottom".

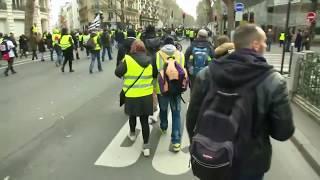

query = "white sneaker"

[
  {"left": 128, "top": 132, "right": 136, "bottom": 142},
  {"left": 143, "top": 148, "right": 150, "bottom": 157}
]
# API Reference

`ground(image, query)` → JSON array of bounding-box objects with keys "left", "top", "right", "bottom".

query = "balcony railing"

[{"left": 296, "top": 53, "right": 320, "bottom": 109}]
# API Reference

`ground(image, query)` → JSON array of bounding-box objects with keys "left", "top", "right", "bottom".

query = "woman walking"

[
  {"left": 1, "top": 35, "right": 17, "bottom": 76},
  {"left": 115, "top": 40, "right": 154, "bottom": 157},
  {"left": 59, "top": 28, "right": 74, "bottom": 73}
]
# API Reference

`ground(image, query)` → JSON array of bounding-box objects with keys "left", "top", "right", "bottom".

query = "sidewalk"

[{"left": 291, "top": 102, "right": 320, "bottom": 176}]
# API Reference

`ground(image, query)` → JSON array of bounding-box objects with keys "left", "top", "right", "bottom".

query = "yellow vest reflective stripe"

[
  {"left": 189, "top": 31, "right": 195, "bottom": 38},
  {"left": 279, "top": 33, "right": 285, "bottom": 41},
  {"left": 83, "top": 35, "right": 90, "bottom": 44},
  {"left": 93, "top": 35, "right": 101, "bottom": 50},
  {"left": 123, "top": 55, "right": 153, "bottom": 98},
  {"left": 60, "top": 35, "right": 72, "bottom": 50},
  {"left": 155, "top": 50, "right": 185, "bottom": 94}
]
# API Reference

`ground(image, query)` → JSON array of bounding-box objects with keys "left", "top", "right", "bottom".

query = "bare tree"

[
  {"left": 24, "top": 0, "right": 35, "bottom": 36},
  {"left": 112, "top": 0, "right": 125, "bottom": 24},
  {"left": 223, "top": 0, "right": 235, "bottom": 35}
]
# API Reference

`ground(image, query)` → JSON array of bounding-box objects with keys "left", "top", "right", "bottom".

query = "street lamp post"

[{"left": 280, "top": 0, "right": 292, "bottom": 74}]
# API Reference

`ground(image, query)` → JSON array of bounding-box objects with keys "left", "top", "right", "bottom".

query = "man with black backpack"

[
  {"left": 185, "top": 29, "right": 214, "bottom": 90},
  {"left": 186, "top": 24, "right": 294, "bottom": 180}
]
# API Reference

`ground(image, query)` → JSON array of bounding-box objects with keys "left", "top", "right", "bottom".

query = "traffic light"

[{"left": 182, "top": 12, "right": 186, "bottom": 19}]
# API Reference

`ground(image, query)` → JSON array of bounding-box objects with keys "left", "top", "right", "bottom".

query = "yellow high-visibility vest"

[
  {"left": 93, "top": 35, "right": 101, "bottom": 50},
  {"left": 59, "top": 35, "right": 73, "bottom": 50},
  {"left": 52, "top": 33, "right": 61, "bottom": 46},
  {"left": 279, "top": 33, "right": 285, "bottom": 41},
  {"left": 124, "top": 31, "right": 128, "bottom": 39},
  {"left": 155, "top": 50, "right": 185, "bottom": 94},
  {"left": 122, "top": 55, "right": 153, "bottom": 98},
  {"left": 189, "top": 30, "right": 195, "bottom": 38}
]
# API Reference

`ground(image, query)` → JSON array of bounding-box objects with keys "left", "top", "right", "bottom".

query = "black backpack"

[{"left": 190, "top": 67, "right": 274, "bottom": 179}]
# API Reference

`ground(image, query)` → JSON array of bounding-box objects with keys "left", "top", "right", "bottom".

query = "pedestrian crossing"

[{"left": 264, "top": 53, "right": 291, "bottom": 73}]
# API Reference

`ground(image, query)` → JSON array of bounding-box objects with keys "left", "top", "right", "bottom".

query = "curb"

[{"left": 291, "top": 129, "right": 320, "bottom": 177}]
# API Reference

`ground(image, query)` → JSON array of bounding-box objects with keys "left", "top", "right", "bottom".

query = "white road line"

[
  {"left": 152, "top": 110, "right": 190, "bottom": 175},
  {"left": 95, "top": 119, "right": 153, "bottom": 167}
]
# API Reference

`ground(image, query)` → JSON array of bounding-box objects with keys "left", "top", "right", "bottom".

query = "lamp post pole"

[{"left": 280, "top": 0, "right": 292, "bottom": 74}]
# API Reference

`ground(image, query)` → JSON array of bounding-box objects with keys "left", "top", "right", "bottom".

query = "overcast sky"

[
  {"left": 52, "top": 0, "right": 70, "bottom": 25},
  {"left": 51, "top": 0, "right": 200, "bottom": 25},
  {"left": 176, "top": 0, "right": 201, "bottom": 19}
]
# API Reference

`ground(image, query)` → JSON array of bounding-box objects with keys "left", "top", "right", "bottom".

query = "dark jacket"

[
  {"left": 115, "top": 53, "right": 154, "bottom": 116},
  {"left": 101, "top": 31, "right": 111, "bottom": 48},
  {"left": 38, "top": 39, "right": 46, "bottom": 52},
  {"left": 186, "top": 49, "right": 294, "bottom": 176},
  {"left": 185, "top": 38, "right": 215, "bottom": 75},
  {"left": 116, "top": 37, "right": 136, "bottom": 67},
  {"left": 295, "top": 32, "right": 303, "bottom": 47}
]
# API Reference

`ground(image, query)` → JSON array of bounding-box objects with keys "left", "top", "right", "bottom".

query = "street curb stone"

[{"left": 291, "top": 129, "right": 320, "bottom": 177}]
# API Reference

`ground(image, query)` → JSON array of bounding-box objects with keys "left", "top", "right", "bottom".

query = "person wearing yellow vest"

[
  {"left": 279, "top": 32, "right": 285, "bottom": 47},
  {"left": 189, "top": 29, "right": 195, "bottom": 44},
  {"left": 89, "top": 30, "right": 103, "bottom": 74},
  {"left": 152, "top": 36, "right": 185, "bottom": 152},
  {"left": 59, "top": 28, "right": 74, "bottom": 72},
  {"left": 31, "top": 23, "right": 38, "bottom": 34},
  {"left": 52, "top": 30, "right": 63, "bottom": 66},
  {"left": 115, "top": 40, "right": 154, "bottom": 157}
]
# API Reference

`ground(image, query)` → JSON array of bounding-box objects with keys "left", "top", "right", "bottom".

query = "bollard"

[{"left": 288, "top": 43, "right": 294, "bottom": 75}]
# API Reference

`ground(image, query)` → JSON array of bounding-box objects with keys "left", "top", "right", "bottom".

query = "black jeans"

[
  {"left": 129, "top": 115, "right": 150, "bottom": 144},
  {"left": 62, "top": 47, "right": 73, "bottom": 71},
  {"left": 4, "top": 58, "right": 15, "bottom": 74},
  {"left": 32, "top": 50, "right": 38, "bottom": 60}
]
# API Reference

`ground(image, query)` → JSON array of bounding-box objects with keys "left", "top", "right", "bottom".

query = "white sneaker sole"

[{"left": 143, "top": 149, "right": 150, "bottom": 157}]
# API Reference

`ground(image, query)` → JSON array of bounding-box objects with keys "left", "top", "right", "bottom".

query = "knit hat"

[{"left": 197, "top": 29, "right": 208, "bottom": 38}]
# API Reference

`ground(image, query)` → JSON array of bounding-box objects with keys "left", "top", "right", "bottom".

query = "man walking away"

[
  {"left": 116, "top": 29, "right": 136, "bottom": 67},
  {"left": 185, "top": 29, "right": 214, "bottom": 90},
  {"left": 53, "top": 30, "right": 63, "bottom": 66},
  {"left": 152, "top": 36, "right": 188, "bottom": 152},
  {"left": 266, "top": 28, "right": 273, "bottom": 52},
  {"left": 101, "top": 28, "right": 113, "bottom": 62},
  {"left": 1, "top": 35, "right": 17, "bottom": 76},
  {"left": 295, "top": 29, "right": 303, "bottom": 52},
  {"left": 59, "top": 28, "right": 74, "bottom": 73},
  {"left": 187, "top": 24, "right": 294, "bottom": 180},
  {"left": 88, "top": 30, "right": 103, "bottom": 74},
  {"left": 279, "top": 32, "right": 285, "bottom": 47},
  {"left": 30, "top": 33, "right": 38, "bottom": 60}
]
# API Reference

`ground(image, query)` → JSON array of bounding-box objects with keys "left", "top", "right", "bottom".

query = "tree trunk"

[
  {"left": 223, "top": 0, "right": 235, "bottom": 35},
  {"left": 120, "top": 0, "right": 125, "bottom": 24},
  {"left": 206, "top": 0, "right": 214, "bottom": 23},
  {"left": 24, "top": 0, "right": 35, "bottom": 36}
]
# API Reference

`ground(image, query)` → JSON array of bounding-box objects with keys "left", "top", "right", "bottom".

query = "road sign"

[
  {"left": 307, "top": 12, "right": 317, "bottom": 23},
  {"left": 235, "top": 11, "right": 244, "bottom": 21},
  {"left": 235, "top": 3, "right": 244, "bottom": 12}
]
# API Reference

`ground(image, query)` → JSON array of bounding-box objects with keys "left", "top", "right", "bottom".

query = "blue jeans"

[
  {"left": 102, "top": 46, "right": 112, "bottom": 61},
  {"left": 54, "top": 47, "right": 63, "bottom": 64},
  {"left": 90, "top": 50, "right": 102, "bottom": 72},
  {"left": 158, "top": 95, "right": 181, "bottom": 144}
]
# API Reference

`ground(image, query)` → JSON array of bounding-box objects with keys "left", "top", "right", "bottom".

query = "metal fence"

[{"left": 296, "top": 52, "right": 320, "bottom": 109}]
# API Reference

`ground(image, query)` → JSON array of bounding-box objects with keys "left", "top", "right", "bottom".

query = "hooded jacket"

[
  {"left": 151, "top": 44, "right": 178, "bottom": 78},
  {"left": 186, "top": 49, "right": 295, "bottom": 176}
]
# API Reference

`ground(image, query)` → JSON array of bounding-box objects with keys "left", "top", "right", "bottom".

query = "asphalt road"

[{"left": 0, "top": 41, "right": 319, "bottom": 180}]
